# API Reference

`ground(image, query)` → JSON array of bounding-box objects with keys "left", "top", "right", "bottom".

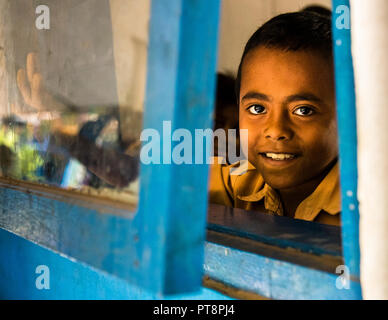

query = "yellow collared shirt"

[{"left": 209, "top": 160, "right": 341, "bottom": 226}]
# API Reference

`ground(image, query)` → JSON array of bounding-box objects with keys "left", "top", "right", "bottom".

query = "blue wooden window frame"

[
  {"left": 0, "top": 0, "right": 362, "bottom": 300},
  {"left": 0, "top": 0, "right": 221, "bottom": 297},
  {"left": 332, "top": 0, "right": 360, "bottom": 284}
]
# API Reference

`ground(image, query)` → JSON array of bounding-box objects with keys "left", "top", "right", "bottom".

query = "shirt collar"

[{"left": 237, "top": 162, "right": 341, "bottom": 221}]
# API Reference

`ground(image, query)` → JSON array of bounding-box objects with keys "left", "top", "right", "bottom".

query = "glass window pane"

[{"left": 0, "top": 0, "right": 150, "bottom": 207}]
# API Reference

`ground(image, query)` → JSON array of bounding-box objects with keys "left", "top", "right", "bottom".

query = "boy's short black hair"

[{"left": 236, "top": 11, "right": 333, "bottom": 100}]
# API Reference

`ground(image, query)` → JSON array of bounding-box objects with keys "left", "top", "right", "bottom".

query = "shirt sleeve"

[{"left": 208, "top": 162, "right": 234, "bottom": 207}]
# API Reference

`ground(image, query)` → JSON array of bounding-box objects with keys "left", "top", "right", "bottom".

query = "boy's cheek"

[
  {"left": 304, "top": 138, "right": 339, "bottom": 167},
  {"left": 311, "top": 127, "right": 339, "bottom": 154},
  {"left": 247, "top": 141, "right": 262, "bottom": 168}
]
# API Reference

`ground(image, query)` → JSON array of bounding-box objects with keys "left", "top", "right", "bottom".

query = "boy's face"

[{"left": 239, "top": 47, "right": 338, "bottom": 191}]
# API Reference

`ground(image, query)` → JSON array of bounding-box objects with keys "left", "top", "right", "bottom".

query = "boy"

[{"left": 209, "top": 11, "right": 341, "bottom": 226}]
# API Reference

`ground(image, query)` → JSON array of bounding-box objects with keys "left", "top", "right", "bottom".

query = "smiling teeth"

[{"left": 265, "top": 153, "right": 295, "bottom": 160}]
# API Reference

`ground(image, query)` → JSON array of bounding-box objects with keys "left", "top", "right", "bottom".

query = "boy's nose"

[{"left": 264, "top": 114, "right": 293, "bottom": 141}]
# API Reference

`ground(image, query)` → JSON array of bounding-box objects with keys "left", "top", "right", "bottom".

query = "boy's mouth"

[{"left": 259, "top": 152, "right": 300, "bottom": 162}]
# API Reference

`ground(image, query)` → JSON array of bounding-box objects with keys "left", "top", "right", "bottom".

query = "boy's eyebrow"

[
  {"left": 241, "top": 91, "right": 271, "bottom": 102},
  {"left": 241, "top": 91, "right": 324, "bottom": 104},
  {"left": 285, "top": 93, "right": 324, "bottom": 104}
]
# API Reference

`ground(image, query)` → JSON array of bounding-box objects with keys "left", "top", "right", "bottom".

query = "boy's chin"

[
  {"left": 266, "top": 181, "right": 295, "bottom": 191},
  {"left": 260, "top": 173, "right": 303, "bottom": 191}
]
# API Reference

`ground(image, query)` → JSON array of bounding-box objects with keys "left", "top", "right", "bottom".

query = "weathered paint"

[
  {"left": 0, "top": 0, "right": 222, "bottom": 296},
  {"left": 0, "top": 182, "right": 143, "bottom": 286},
  {"left": 208, "top": 204, "right": 342, "bottom": 257},
  {"left": 205, "top": 241, "right": 361, "bottom": 300},
  {"left": 0, "top": 180, "right": 361, "bottom": 300},
  {"left": 0, "top": 228, "right": 231, "bottom": 300},
  {"left": 0, "top": 227, "right": 360, "bottom": 300},
  {"left": 0, "top": 0, "right": 363, "bottom": 300},
  {"left": 332, "top": 0, "right": 361, "bottom": 282},
  {"left": 137, "top": 0, "right": 221, "bottom": 294}
]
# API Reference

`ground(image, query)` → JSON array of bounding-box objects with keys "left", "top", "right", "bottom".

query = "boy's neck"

[{"left": 277, "top": 160, "right": 337, "bottom": 218}]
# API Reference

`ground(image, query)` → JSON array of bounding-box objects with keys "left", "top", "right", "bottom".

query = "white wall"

[
  {"left": 273, "top": 0, "right": 332, "bottom": 14},
  {"left": 110, "top": 0, "right": 150, "bottom": 142},
  {"left": 351, "top": 0, "right": 388, "bottom": 300},
  {"left": 217, "top": 0, "right": 332, "bottom": 75}
]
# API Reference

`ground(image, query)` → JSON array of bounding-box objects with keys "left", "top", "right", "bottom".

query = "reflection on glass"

[{"left": 0, "top": 0, "right": 150, "bottom": 206}]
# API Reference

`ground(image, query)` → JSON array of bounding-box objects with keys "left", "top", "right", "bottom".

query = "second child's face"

[{"left": 239, "top": 47, "right": 338, "bottom": 191}]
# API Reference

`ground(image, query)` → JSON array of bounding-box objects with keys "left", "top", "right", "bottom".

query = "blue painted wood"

[
  {"left": 0, "top": 226, "right": 361, "bottom": 300},
  {"left": 0, "top": 183, "right": 144, "bottom": 287},
  {"left": 0, "top": 0, "right": 222, "bottom": 295},
  {"left": 0, "top": 228, "right": 231, "bottom": 300},
  {"left": 332, "top": 0, "right": 361, "bottom": 282},
  {"left": 204, "top": 241, "right": 362, "bottom": 300},
  {"left": 0, "top": 0, "right": 363, "bottom": 300},
  {"left": 208, "top": 204, "right": 342, "bottom": 257},
  {"left": 138, "top": 0, "right": 221, "bottom": 294}
]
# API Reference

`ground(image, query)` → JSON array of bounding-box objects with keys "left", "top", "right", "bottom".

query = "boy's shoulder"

[
  {"left": 209, "top": 159, "right": 342, "bottom": 226},
  {"left": 209, "top": 159, "right": 265, "bottom": 206}
]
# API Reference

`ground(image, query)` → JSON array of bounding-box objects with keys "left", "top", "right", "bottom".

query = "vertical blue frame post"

[
  {"left": 138, "top": 0, "right": 221, "bottom": 294},
  {"left": 332, "top": 0, "right": 361, "bottom": 296}
]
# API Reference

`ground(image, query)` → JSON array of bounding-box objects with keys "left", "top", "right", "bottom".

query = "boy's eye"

[
  {"left": 293, "top": 106, "right": 315, "bottom": 116},
  {"left": 247, "top": 105, "right": 266, "bottom": 115}
]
